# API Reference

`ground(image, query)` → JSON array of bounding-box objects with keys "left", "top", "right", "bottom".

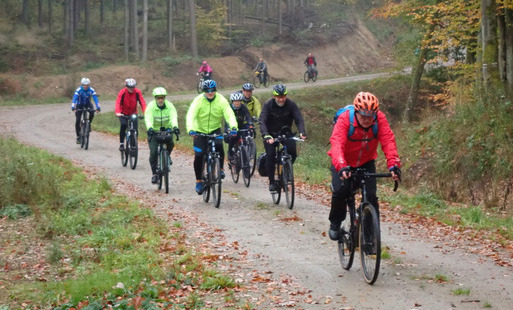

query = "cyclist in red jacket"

[
  {"left": 115, "top": 78, "right": 147, "bottom": 151},
  {"left": 327, "top": 92, "right": 401, "bottom": 240}
]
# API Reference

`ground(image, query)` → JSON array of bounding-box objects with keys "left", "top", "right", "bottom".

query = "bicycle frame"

[{"left": 197, "top": 133, "right": 224, "bottom": 208}]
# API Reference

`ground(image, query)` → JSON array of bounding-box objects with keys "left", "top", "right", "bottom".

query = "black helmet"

[{"left": 272, "top": 84, "right": 287, "bottom": 96}]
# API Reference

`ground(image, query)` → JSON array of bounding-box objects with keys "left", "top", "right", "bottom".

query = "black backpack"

[{"left": 257, "top": 153, "right": 267, "bottom": 177}]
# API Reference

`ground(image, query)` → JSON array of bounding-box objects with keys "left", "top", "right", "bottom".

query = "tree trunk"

[
  {"left": 21, "top": 0, "right": 30, "bottom": 27},
  {"left": 504, "top": 8, "right": 513, "bottom": 99},
  {"left": 188, "top": 0, "right": 198, "bottom": 58},
  {"left": 167, "top": 0, "right": 175, "bottom": 51},
  {"left": 278, "top": 0, "right": 282, "bottom": 35},
  {"left": 68, "top": 0, "right": 74, "bottom": 47},
  {"left": 403, "top": 25, "right": 435, "bottom": 123},
  {"left": 481, "top": 0, "right": 499, "bottom": 92},
  {"left": 38, "top": 0, "right": 43, "bottom": 27},
  {"left": 132, "top": 0, "right": 139, "bottom": 60},
  {"left": 142, "top": 0, "right": 148, "bottom": 62},
  {"left": 124, "top": 0, "right": 129, "bottom": 61},
  {"left": 48, "top": 0, "right": 53, "bottom": 33},
  {"left": 85, "top": 0, "right": 90, "bottom": 36},
  {"left": 100, "top": 0, "right": 104, "bottom": 24}
]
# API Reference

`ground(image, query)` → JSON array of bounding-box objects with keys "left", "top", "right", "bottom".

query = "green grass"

[
  {"left": 0, "top": 136, "right": 247, "bottom": 309},
  {"left": 452, "top": 287, "right": 471, "bottom": 296}
]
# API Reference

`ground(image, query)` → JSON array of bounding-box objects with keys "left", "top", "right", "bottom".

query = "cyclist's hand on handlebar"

[
  {"left": 229, "top": 128, "right": 238, "bottom": 136},
  {"left": 189, "top": 130, "right": 197, "bottom": 136},
  {"left": 338, "top": 166, "right": 351, "bottom": 179},
  {"left": 71, "top": 106, "right": 76, "bottom": 112},
  {"left": 147, "top": 128, "right": 154, "bottom": 136},
  {"left": 299, "top": 133, "right": 307, "bottom": 140},
  {"left": 173, "top": 127, "right": 180, "bottom": 135},
  {"left": 96, "top": 108, "right": 101, "bottom": 113},
  {"left": 389, "top": 165, "right": 401, "bottom": 182},
  {"left": 115, "top": 113, "right": 123, "bottom": 117}
]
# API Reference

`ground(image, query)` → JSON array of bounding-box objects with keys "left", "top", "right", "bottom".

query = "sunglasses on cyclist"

[
  {"left": 155, "top": 96, "right": 166, "bottom": 100},
  {"left": 205, "top": 88, "right": 216, "bottom": 93}
]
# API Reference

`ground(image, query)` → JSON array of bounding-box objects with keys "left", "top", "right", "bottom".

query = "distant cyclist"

[
  {"left": 259, "top": 84, "right": 307, "bottom": 192},
  {"left": 115, "top": 78, "right": 147, "bottom": 151},
  {"left": 327, "top": 92, "right": 401, "bottom": 241},
  {"left": 145, "top": 87, "right": 179, "bottom": 184},
  {"left": 254, "top": 58, "right": 268, "bottom": 84},
  {"left": 241, "top": 83, "right": 262, "bottom": 118},
  {"left": 225, "top": 92, "right": 253, "bottom": 162},
  {"left": 197, "top": 60, "right": 213, "bottom": 80},
  {"left": 186, "top": 79, "right": 238, "bottom": 194},
  {"left": 71, "top": 77, "right": 101, "bottom": 144},
  {"left": 304, "top": 53, "right": 318, "bottom": 77}
]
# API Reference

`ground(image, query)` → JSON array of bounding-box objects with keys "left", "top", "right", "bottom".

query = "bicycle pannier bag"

[{"left": 257, "top": 153, "right": 267, "bottom": 177}]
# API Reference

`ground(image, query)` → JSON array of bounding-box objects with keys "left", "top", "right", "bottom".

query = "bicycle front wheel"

[
  {"left": 162, "top": 149, "right": 169, "bottom": 194},
  {"left": 338, "top": 206, "right": 356, "bottom": 270},
  {"left": 241, "top": 145, "right": 251, "bottom": 187},
  {"left": 360, "top": 203, "right": 381, "bottom": 285},
  {"left": 271, "top": 162, "right": 281, "bottom": 204},
  {"left": 282, "top": 159, "right": 295, "bottom": 209},
  {"left": 83, "top": 121, "right": 90, "bottom": 150},
  {"left": 253, "top": 74, "right": 261, "bottom": 88},
  {"left": 121, "top": 133, "right": 128, "bottom": 167},
  {"left": 210, "top": 157, "right": 222, "bottom": 208},
  {"left": 202, "top": 156, "right": 210, "bottom": 203},
  {"left": 230, "top": 150, "right": 240, "bottom": 184},
  {"left": 263, "top": 75, "right": 270, "bottom": 87},
  {"left": 304, "top": 71, "right": 310, "bottom": 83},
  {"left": 129, "top": 132, "right": 138, "bottom": 169},
  {"left": 248, "top": 138, "right": 257, "bottom": 177}
]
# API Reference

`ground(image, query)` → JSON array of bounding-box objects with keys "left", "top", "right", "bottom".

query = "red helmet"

[{"left": 353, "top": 92, "right": 379, "bottom": 116}]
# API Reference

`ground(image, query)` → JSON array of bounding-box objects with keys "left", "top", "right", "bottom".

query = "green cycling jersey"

[
  {"left": 186, "top": 93, "right": 238, "bottom": 133},
  {"left": 145, "top": 99, "right": 179, "bottom": 130},
  {"left": 244, "top": 95, "right": 262, "bottom": 118}
]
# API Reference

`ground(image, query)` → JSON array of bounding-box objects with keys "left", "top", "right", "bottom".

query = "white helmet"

[
  {"left": 81, "top": 77, "right": 91, "bottom": 86},
  {"left": 125, "top": 78, "right": 136, "bottom": 87},
  {"left": 230, "top": 92, "right": 244, "bottom": 102}
]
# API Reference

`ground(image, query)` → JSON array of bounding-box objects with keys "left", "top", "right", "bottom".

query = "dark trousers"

[
  {"left": 75, "top": 104, "right": 95, "bottom": 137},
  {"left": 120, "top": 117, "right": 138, "bottom": 143},
  {"left": 263, "top": 139, "right": 297, "bottom": 183},
  {"left": 329, "top": 160, "right": 378, "bottom": 225},
  {"left": 148, "top": 135, "right": 174, "bottom": 175},
  {"left": 193, "top": 129, "right": 225, "bottom": 180}
]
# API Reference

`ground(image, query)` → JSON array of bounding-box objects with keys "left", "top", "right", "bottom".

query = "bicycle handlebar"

[
  {"left": 154, "top": 130, "right": 180, "bottom": 141},
  {"left": 119, "top": 114, "right": 144, "bottom": 120},
  {"left": 350, "top": 168, "right": 399, "bottom": 192},
  {"left": 196, "top": 132, "right": 224, "bottom": 140}
]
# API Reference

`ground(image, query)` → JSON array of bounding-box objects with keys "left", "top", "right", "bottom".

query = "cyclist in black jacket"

[
  {"left": 225, "top": 92, "right": 254, "bottom": 161},
  {"left": 259, "top": 84, "right": 307, "bottom": 192}
]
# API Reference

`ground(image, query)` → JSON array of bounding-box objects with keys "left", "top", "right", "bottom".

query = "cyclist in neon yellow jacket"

[
  {"left": 145, "top": 87, "right": 179, "bottom": 184},
  {"left": 186, "top": 79, "right": 238, "bottom": 194}
]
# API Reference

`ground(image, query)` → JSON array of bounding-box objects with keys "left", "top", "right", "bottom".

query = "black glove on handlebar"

[
  {"left": 173, "top": 127, "right": 180, "bottom": 135},
  {"left": 338, "top": 166, "right": 351, "bottom": 177},
  {"left": 389, "top": 165, "right": 401, "bottom": 181}
]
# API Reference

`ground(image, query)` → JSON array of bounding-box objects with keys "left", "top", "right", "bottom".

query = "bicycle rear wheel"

[
  {"left": 248, "top": 138, "right": 257, "bottom": 177},
  {"left": 282, "top": 159, "right": 295, "bottom": 209},
  {"left": 210, "top": 157, "right": 222, "bottom": 208},
  {"left": 360, "top": 203, "right": 381, "bottom": 285},
  {"left": 241, "top": 145, "right": 251, "bottom": 187},
  {"left": 129, "top": 131, "right": 138, "bottom": 169},
  {"left": 338, "top": 206, "right": 356, "bottom": 270},
  {"left": 304, "top": 71, "right": 310, "bottom": 83},
  {"left": 312, "top": 72, "right": 318, "bottom": 82},
  {"left": 83, "top": 121, "right": 90, "bottom": 150},
  {"left": 202, "top": 156, "right": 211, "bottom": 203}
]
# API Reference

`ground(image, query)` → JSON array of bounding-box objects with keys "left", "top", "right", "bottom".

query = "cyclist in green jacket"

[
  {"left": 145, "top": 87, "right": 179, "bottom": 184},
  {"left": 241, "top": 83, "right": 262, "bottom": 118},
  {"left": 186, "top": 79, "right": 238, "bottom": 194}
]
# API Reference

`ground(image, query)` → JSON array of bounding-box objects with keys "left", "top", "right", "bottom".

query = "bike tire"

[
  {"left": 121, "top": 132, "right": 129, "bottom": 166},
  {"left": 211, "top": 157, "right": 222, "bottom": 208},
  {"left": 253, "top": 75, "right": 261, "bottom": 88},
  {"left": 304, "top": 71, "right": 310, "bottom": 83},
  {"left": 282, "top": 159, "right": 295, "bottom": 209},
  {"left": 263, "top": 76, "right": 270, "bottom": 87},
  {"left": 161, "top": 149, "right": 169, "bottom": 194},
  {"left": 197, "top": 80, "right": 202, "bottom": 94},
  {"left": 80, "top": 120, "right": 86, "bottom": 149},
  {"left": 202, "top": 156, "right": 210, "bottom": 203},
  {"left": 360, "top": 203, "right": 381, "bottom": 285},
  {"left": 312, "top": 73, "right": 317, "bottom": 82},
  {"left": 129, "top": 131, "right": 138, "bottom": 169},
  {"left": 158, "top": 148, "right": 163, "bottom": 190},
  {"left": 230, "top": 150, "right": 240, "bottom": 184},
  {"left": 338, "top": 205, "right": 356, "bottom": 270},
  {"left": 271, "top": 162, "right": 281, "bottom": 204},
  {"left": 84, "top": 121, "right": 90, "bottom": 150},
  {"left": 248, "top": 138, "right": 257, "bottom": 177},
  {"left": 241, "top": 145, "right": 251, "bottom": 187}
]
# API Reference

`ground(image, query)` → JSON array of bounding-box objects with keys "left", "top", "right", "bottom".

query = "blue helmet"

[{"left": 202, "top": 79, "right": 217, "bottom": 91}]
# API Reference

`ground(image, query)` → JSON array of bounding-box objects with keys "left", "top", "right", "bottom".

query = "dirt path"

[{"left": 1, "top": 77, "right": 512, "bottom": 309}]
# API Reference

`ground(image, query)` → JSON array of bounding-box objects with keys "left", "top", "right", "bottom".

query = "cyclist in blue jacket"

[{"left": 71, "top": 77, "right": 101, "bottom": 144}]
